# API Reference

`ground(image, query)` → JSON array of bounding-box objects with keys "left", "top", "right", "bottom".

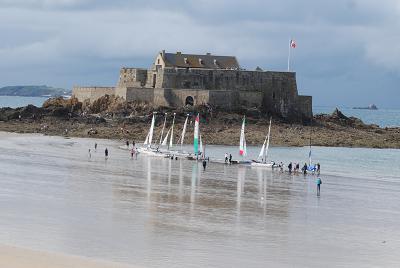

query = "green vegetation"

[{"left": 0, "top": 85, "right": 70, "bottom": 97}]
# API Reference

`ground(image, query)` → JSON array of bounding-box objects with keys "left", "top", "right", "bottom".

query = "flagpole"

[{"left": 287, "top": 38, "right": 291, "bottom": 72}]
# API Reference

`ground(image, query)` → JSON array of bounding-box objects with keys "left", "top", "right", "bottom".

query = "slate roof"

[{"left": 162, "top": 52, "right": 240, "bottom": 69}]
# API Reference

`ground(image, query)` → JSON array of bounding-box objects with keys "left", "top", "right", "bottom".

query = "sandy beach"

[
  {"left": 0, "top": 132, "right": 399, "bottom": 267},
  {"left": 0, "top": 244, "right": 136, "bottom": 268}
]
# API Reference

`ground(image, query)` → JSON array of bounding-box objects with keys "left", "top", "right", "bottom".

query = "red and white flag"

[{"left": 290, "top": 39, "right": 296, "bottom": 48}]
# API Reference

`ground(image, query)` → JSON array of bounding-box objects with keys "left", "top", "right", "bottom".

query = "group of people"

[
  {"left": 277, "top": 162, "right": 321, "bottom": 175},
  {"left": 88, "top": 142, "right": 109, "bottom": 160},
  {"left": 224, "top": 153, "right": 233, "bottom": 164}
]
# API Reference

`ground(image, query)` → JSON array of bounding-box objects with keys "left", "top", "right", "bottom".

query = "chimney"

[{"left": 161, "top": 50, "right": 165, "bottom": 57}]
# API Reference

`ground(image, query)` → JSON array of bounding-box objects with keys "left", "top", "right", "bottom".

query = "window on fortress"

[{"left": 157, "top": 59, "right": 160, "bottom": 64}]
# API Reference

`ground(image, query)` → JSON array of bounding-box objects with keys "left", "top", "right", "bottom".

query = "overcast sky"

[{"left": 0, "top": 0, "right": 399, "bottom": 108}]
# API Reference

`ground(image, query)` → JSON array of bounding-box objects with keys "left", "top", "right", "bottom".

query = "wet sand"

[
  {"left": 0, "top": 132, "right": 399, "bottom": 267},
  {"left": 0, "top": 244, "right": 135, "bottom": 268}
]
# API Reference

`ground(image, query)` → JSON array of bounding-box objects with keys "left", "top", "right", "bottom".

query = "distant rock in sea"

[
  {"left": 0, "top": 85, "right": 71, "bottom": 97},
  {"left": 352, "top": 104, "right": 378, "bottom": 110}
]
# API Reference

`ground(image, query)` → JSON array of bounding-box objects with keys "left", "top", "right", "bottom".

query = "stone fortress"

[{"left": 72, "top": 50, "right": 312, "bottom": 121}]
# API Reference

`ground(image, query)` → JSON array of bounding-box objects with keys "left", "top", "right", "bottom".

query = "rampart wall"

[
  {"left": 73, "top": 65, "right": 312, "bottom": 121},
  {"left": 72, "top": 87, "right": 115, "bottom": 103}
]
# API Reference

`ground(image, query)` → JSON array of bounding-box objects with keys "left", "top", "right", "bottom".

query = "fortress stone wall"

[
  {"left": 72, "top": 87, "right": 115, "bottom": 103},
  {"left": 72, "top": 51, "right": 312, "bottom": 121}
]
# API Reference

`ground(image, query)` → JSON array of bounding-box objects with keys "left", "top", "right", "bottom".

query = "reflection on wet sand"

[{"left": 2, "top": 134, "right": 400, "bottom": 268}]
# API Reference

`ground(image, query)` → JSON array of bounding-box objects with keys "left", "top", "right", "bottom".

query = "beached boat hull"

[{"left": 251, "top": 161, "right": 277, "bottom": 168}]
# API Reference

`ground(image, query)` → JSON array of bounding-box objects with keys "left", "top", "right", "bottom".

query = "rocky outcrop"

[{"left": 314, "top": 108, "right": 369, "bottom": 129}]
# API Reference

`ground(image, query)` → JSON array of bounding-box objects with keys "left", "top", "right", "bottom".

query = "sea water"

[
  {"left": 0, "top": 96, "right": 48, "bottom": 108},
  {"left": 314, "top": 106, "right": 400, "bottom": 127},
  {"left": 0, "top": 132, "right": 399, "bottom": 267}
]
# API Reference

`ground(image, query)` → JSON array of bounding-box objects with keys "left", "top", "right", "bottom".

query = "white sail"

[
  {"left": 258, "top": 138, "right": 266, "bottom": 159},
  {"left": 239, "top": 116, "right": 247, "bottom": 156},
  {"left": 264, "top": 117, "right": 272, "bottom": 162},
  {"left": 199, "top": 134, "right": 203, "bottom": 155},
  {"left": 179, "top": 115, "right": 189, "bottom": 149},
  {"left": 169, "top": 113, "right": 176, "bottom": 149},
  {"left": 244, "top": 137, "right": 247, "bottom": 157},
  {"left": 159, "top": 113, "right": 167, "bottom": 145},
  {"left": 143, "top": 132, "right": 149, "bottom": 145},
  {"left": 162, "top": 128, "right": 170, "bottom": 146},
  {"left": 148, "top": 113, "right": 156, "bottom": 146}
]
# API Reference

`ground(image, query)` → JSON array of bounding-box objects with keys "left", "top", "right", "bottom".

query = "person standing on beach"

[
  {"left": 202, "top": 159, "right": 207, "bottom": 171},
  {"left": 225, "top": 153, "right": 228, "bottom": 163},
  {"left": 88, "top": 149, "right": 91, "bottom": 159},
  {"left": 94, "top": 142, "right": 97, "bottom": 151},
  {"left": 288, "top": 162, "right": 292, "bottom": 174},
  {"left": 105, "top": 148, "right": 109, "bottom": 159},
  {"left": 229, "top": 154, "right": 232, "bottom": 164},
  {"left": 279, "top": 162, "right": 284, "bottom": 172},
  {"left": 317, "top": 163, "right": 321, "bottom": 175},
  {"left": 130, "top": 148, "right": 134, "bottom": 159},
  {"left": 126, "top": 140, "right": 129, "bottom": 148},
  {"left": 316, "top": 177, "right": 322, "bottom": 196},
  {"left": 302, "top": 163, "right": 308, "bottom": 175}
]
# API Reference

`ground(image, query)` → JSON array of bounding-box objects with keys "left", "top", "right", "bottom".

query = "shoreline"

[
  {"left": 0, "top": 244, "right": 136, "bottom": 268},
  {"left": 0, "top": 117, "right": 399, "bottom": 149},
  {"left": 0, "top": 100, "right": 399, "bottom": 149}
]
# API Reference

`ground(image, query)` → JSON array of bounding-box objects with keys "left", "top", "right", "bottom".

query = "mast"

[
  {"left": 168, "top": 113, "right": 176, "bottom": 150},
  {"left": 159, "top": 112, "right": 167, "bottom": 145},
  {"left": 309, "top": 128, "right": 312, "bottom": 166}
]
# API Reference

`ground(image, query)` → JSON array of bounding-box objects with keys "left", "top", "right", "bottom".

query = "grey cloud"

[{"left": 0, "top": 0, "right": 399, "bottom": 108}]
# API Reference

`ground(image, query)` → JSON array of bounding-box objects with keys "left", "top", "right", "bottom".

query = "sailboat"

[
  {"left": 194, "top": 113, "right": 200, "bottom": 159},
  {"left": 178, "top": 114, "right": 189, "bottom": 151},
  {"left": 159, "top": 112, "right": 167, "bottom": 145},
  {"left": 161, "top": 128, "right": 170, "bottom": 146},
  {"left": 239, "top": 116, "right": 247, "bottom": 157},
  {"left": 137, "top": 112, "right": 165, "bottom": 156},
  {"left": 168, "top": 114, "right": 192, "bottom": 158},
  {"left": 251, "top": 117, "right": 277, "bottom": 168},
  {"left": 234, "top": 116, "right": 251, "bottom": 164},
  {"left": 169, "top": 113, "right": 176, "bottom": 150},
  {"left": 307, "top": 129, "right": 317, "bottom": 172},
  {"left": 186, "top": 113, "right": 202, "bottom": 161}
]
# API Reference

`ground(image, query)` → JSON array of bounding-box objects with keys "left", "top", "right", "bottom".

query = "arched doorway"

[{"left": 185, "top": 96, "right": 194, "bottom": 106}]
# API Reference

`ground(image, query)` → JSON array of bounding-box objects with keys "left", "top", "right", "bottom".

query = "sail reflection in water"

[{"left": 1, "top": 134, "right": 400, "bottom": 268}]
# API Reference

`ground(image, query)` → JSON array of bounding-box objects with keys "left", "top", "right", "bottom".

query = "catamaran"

[
  {"left": 251, "top": 117, "right": 277, "bottom": 168},
  {"left": 167, "top": 114, "right": 193, "bottom": 158},
  {"left": 137, "top": 112, "right": 165, "bottom": 156}
]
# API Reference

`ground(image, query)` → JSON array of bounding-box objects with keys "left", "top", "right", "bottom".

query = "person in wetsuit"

[{"left": 316, "top": 177, "right": 322, "bottom": 196}]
